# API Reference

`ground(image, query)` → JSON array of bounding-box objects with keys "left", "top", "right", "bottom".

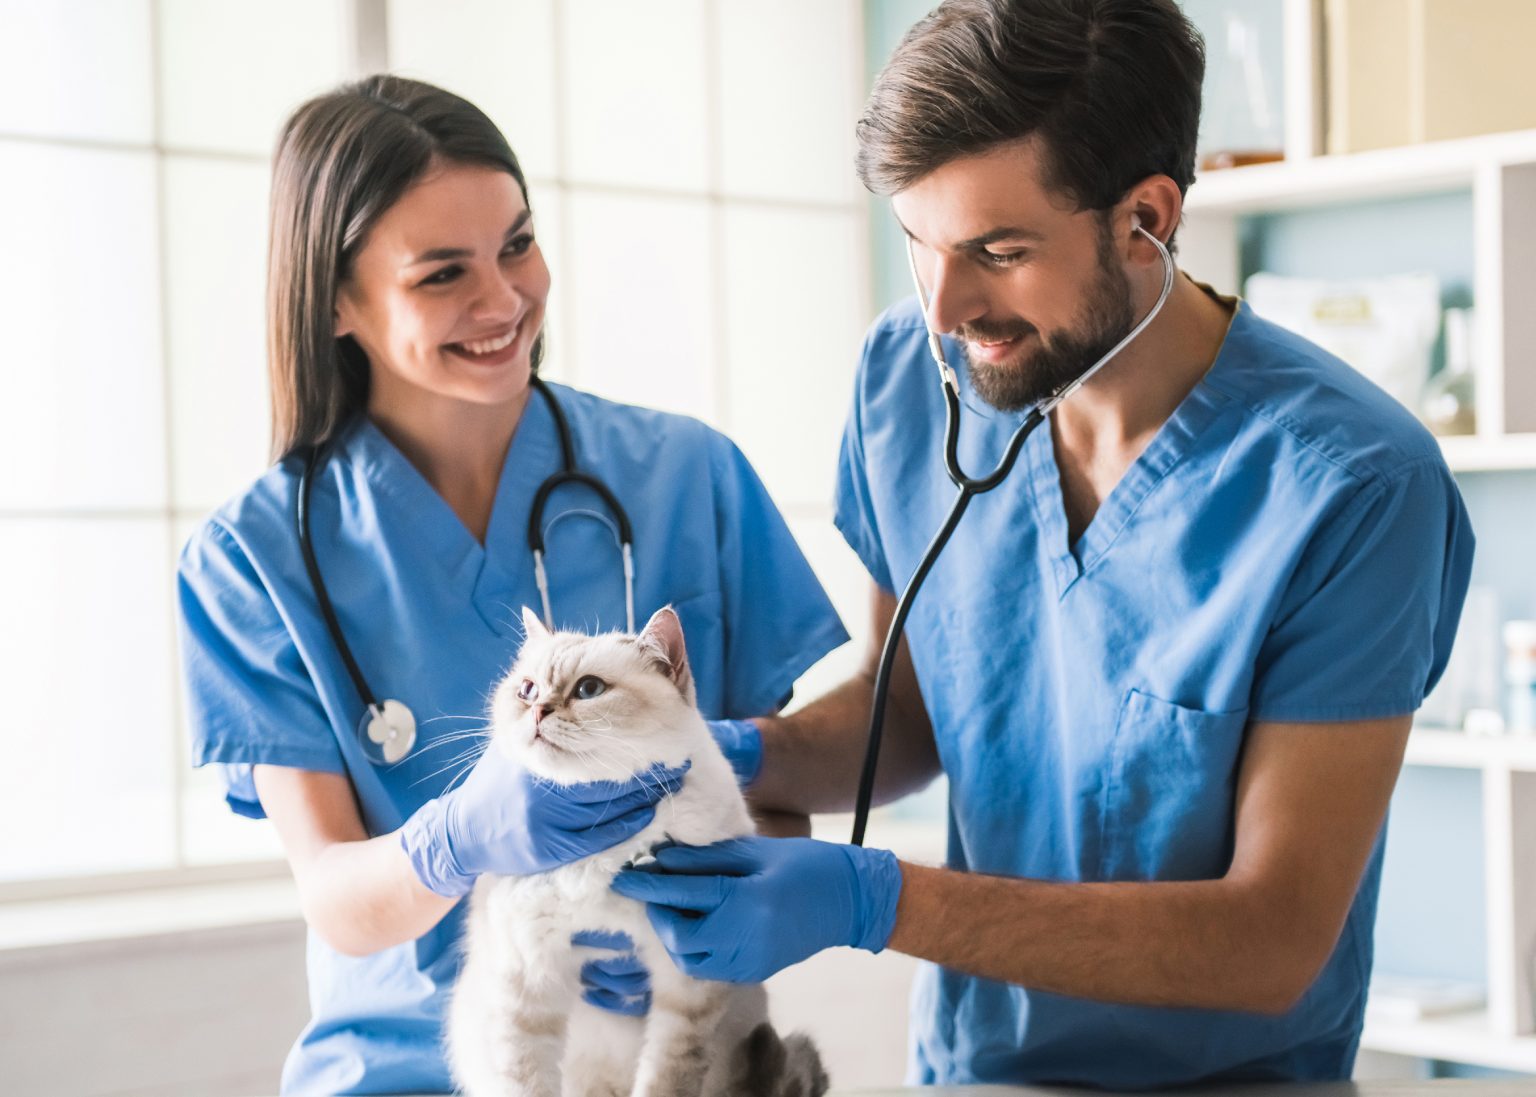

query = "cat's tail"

[{"left": 727, "top": 1022, "right": 829, "bottom": 1097}]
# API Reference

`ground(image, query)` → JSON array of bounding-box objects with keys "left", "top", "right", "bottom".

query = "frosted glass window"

[
  {"left": 0, "top": 0, "right": 154, "bottom": 143},
  {"left": 387, "top": 0, "right": 561, "bottom": 183},
  {"left": 164, "top": 156, "right": 272, "bottom": 511},
  {"left": 0, "top": 519, "right": 178, "bottom": 883},
  {"left": 785, "top": 517, "right": 866, "bottom": 700},
  {"left": 561, "top": 0, "right": 709, "bottom": 192},
  {"left": 566, "top": 191, "right": 716, "bottom": 421},
  {"left": 717, "top": 0, "right": 862, "bottom": 204},
  {"left": 723, "top": 206, "right": 865, "bottom": 508},
  {"left": 0, "top": 141, "right": 166, "bottom": 511},
  {"left": 157, "top": 0, "right": 347, "bottom": 156}
]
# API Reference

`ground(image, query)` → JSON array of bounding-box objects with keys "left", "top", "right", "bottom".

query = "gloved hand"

[
  {"left": 706, "top": 718, "right": 763, "bottom": 788},
  {"left": 610, "top": 836, "right": 902, "bottom": 984},
  {"left": 572, "top": 929, "right": 650, "bottom": 1016},
  {"left": 399, "top": 746, "right": 689, "bottom": 897}
]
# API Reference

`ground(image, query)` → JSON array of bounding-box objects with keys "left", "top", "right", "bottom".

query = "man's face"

[{"left": 890, "top": 139, "right": 1136, "bottom": 411}]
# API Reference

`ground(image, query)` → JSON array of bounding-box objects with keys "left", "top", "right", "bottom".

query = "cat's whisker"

[{"left": 410, "top": 743, "right": 492, "bottom": 788}]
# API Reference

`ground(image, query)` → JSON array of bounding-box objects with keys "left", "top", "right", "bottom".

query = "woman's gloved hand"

[
  {"left": 572, "top": 930, "right": 651, "bottom": 1016},
  {"left": 399, "top": 745, "right": 689, "bottom": 897},
  {"left": 706, "top": 718, "right": 763, "bottom": 788},
  {"left": 610, "top": 836, "right": 902, "bottom": 984}
]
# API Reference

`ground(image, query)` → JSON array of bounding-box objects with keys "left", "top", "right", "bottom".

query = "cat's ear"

[
  {"left": 520, "top": 606, "right": 551, "bottom": 643},
  {"left": 638, "top": 605, "right": 694, "bottom": 699}
]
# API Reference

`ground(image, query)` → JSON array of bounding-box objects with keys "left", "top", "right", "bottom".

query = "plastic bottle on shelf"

[
  {"left": 1420, "top": 307, "right": 1477, "bottom": 437},
  {"left": 1504, "top": 620, "right": 1536, "bottom": 734}
]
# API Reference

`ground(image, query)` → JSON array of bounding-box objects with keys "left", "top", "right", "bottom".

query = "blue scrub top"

[
  {"left": 835, "top": 288, "right": 1474, "bottom": 1088},
  {"left": 177, "top": 382, "right": 848, "bottom": 1096}
]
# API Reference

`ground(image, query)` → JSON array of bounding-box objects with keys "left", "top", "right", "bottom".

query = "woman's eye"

[
  {"left": 501, "top": 233, "right": 535, "bottom": 259},
  {"left": 421, "top": 265, "right": 462, "bottom": 286},
  {"left": 573, "top": 676, "right": 607, "bottom": 700},
  {"left": 516, "top": 679, "right": 538, "bottom": 702}
]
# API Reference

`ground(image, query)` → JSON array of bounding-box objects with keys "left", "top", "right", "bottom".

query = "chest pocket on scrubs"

[{"left": 1099, "top": 689, "right": 1249, "bottom": 882}]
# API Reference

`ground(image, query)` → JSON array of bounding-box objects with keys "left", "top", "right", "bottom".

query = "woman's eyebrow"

[{"left": 407, "top": 210, "right": 532, "bottom": 265}]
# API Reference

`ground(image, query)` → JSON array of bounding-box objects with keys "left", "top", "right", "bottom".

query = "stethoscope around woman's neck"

[
  {"left": 294, "top": 376, "right": 636, "bottom": 766},
  {"left": 849, "top": 216, "right": 1175, "bottom": 845}
]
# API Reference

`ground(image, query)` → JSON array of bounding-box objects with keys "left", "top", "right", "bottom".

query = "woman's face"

[{"left": 335, "top": 161, "right": 550, "bottom": 413}]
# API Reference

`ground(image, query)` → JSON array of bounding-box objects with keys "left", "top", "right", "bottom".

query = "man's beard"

[{"left": 962, "top": 219, "right": 1137, "bottom": 413}]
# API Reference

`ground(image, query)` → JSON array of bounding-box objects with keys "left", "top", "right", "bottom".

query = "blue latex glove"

[
  {"left": 399, "top": 746, "right": 689, "bottom": 897},
  {"left": 610, "top": 836, "right": 902, "bottom": 984},
  {"left": 572, "top": 929, "right": 651, "bottom": 1017},
  {"left": 706, "top": 718, "right": 763, "bottom": 788}
]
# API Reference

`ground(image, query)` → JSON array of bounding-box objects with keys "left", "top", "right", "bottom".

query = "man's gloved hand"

[
  {"left": 706, "top": 718, "right": 763, "bottom": 788},
  {"left": 399, "top": 746, "right": 689, "bottom": 897},
  {"left": 610, "top": 835, "right": 902, "bottom": 984},
  {"left": 572, "top": 930, "right": 651, "bottom": 1016}
]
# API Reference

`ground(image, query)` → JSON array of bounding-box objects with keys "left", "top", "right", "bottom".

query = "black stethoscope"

[
  {"left": 295, "top": 376, "right": 635, "bottom": 765},
  {"left": 849, "top": 218, "right": 1175, "bottom": 845}
]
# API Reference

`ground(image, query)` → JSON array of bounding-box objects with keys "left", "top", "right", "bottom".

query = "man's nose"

[{"left": 923, "top": 252, "right": 986, "bottom": 335}]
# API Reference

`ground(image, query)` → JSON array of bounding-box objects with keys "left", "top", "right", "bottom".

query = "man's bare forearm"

[{"left": 889, "top": 862, "right": 1327, "bottom": 1014}]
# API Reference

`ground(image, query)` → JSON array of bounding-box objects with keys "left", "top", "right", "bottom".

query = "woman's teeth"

[{"left": 456, "top": 327, "right": 517, "bottom": 355}]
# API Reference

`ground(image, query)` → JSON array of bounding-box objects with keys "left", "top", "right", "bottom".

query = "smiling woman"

[{"left": 174, "top": 75, "right": 849, "bottom": 1096}]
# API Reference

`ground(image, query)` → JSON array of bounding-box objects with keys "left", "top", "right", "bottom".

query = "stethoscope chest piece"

[{"left": 360, "top": 699, "right": 417, "bottom": 765}]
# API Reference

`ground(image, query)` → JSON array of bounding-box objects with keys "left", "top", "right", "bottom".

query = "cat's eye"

[
  {"left": 573, "top": 676, "right": 607, "bottom": 700},
  {"left": 516, "top": 679, "right": 538, "bottom": 702}
]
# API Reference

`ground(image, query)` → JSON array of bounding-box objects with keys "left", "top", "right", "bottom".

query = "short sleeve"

[
  {"left": 708, "top": 432, "right": 850, "bottom": 717},
  {"left": 1250, "top": 459, "right": 1475, "bottom": 722},
  {"left": 177, "top": 522, "right": 344, "bottom": 819},
  {"left": 833, "top": 345, "right": 895, "bottom": 593}
]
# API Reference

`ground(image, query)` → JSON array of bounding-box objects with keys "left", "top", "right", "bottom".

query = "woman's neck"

[{"left": 366, "top": 385, "right": 532, "bottom": 544}]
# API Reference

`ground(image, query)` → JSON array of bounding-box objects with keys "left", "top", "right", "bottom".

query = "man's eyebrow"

[
  {"left": 406, "top": 209, "right": 532, "bottom": 265},
  {"left": 892, "top": 211, "right": 1043, "bottom": 252}
]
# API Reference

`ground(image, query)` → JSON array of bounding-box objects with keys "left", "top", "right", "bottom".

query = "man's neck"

[{"left": 1050, "top": 272, "right": 1234, "bottom": 544}]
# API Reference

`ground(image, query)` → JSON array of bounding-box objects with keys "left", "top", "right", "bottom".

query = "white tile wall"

[
  {"left": 163, "top": 156, "right": 272, "bottom": 511},
  {"left": 0, "top": 0, "right": 155, "bottom": 143},
  {"left": 526, "top": 182, "right": 574, "bottom": 384},
  {"left": 560, "top": 0, "right": 711, "bottom": 192},
  {"left": 717, "top": 0, "right": 864, "bottom": 203},
  {"left": 723, "top": 205, "right": 866, "bottom": 509},
  {"left": 0, "top": 519, "right": 178, "bottom": 882},
  {"left": 566, "top": 190, "right": 717, "bottom": 420},
  {"left": 386, "top": 0, "right": 562, "bottom": 183},
  {"left": 0, "top": 142, "right": 167, "bottom": 511},
  {"left": 157, "top": 0, "right": 348, "bottom": 156}
]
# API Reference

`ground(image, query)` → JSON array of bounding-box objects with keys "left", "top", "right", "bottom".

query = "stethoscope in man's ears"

[{"left": 294, "top": 376, "right": 635, "bottom": 765}]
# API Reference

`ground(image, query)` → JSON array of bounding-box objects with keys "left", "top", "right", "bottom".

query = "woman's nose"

[{"left": 472, "top": 266, "right": 525, "bottom": 321}]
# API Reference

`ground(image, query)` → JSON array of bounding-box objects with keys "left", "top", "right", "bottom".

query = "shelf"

[
  {"left": 1405, "top": 728, "right": 1536, "bottom": 772},
  {"left": 1185, "top": 129, "right": 1536, "bottom": 214},
  {"left": 1439, "top": 434, "right": 1536, "bottom": 473},
  {"left": 1362, "top": 1009, "right": 1536, "bottom": 1074}
]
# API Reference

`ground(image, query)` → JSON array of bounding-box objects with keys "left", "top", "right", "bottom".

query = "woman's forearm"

[{"left": 294, "top": 831, "right": 460, "bottom": 956}]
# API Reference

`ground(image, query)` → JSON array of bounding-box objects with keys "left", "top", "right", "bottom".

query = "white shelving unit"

[{"left": 1175, "top": 1, "right": 1536, "bottom": 1072}]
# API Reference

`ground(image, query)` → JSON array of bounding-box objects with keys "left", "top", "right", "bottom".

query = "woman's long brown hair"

[{"left": 266, "top": 75, "right": 534, "bottom": 460}]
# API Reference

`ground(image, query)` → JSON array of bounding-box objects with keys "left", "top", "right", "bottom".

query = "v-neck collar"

[
  {"left": 990, "top": 299, "right": 1248, "bottom": 597},
  {"left": 338, "top": 387, "right": 562, "bottom": 634}
]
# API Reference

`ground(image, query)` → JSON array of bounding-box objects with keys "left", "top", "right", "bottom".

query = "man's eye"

[
  {"left": 983, "top": 250, "right": 1027, "bottom": 267},
  {"left": 573, "top": 676, "right": 607, "bottom": 700},
  {"left": 516, "top": 679, "right": 538, "bottom": 702}
]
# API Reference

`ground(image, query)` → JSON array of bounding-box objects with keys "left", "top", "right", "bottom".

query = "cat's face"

[{"left": 488, "top": 606, "right": 701, "bottom": 784}]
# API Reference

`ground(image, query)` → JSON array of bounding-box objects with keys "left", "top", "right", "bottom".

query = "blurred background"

[{"left": 2, "top": 0, "right": 1536, "bottom": 1092}]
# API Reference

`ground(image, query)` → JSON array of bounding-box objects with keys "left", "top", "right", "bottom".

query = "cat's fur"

[{"left": 446, "top": 606, "right": 828, "bottom": 1097}]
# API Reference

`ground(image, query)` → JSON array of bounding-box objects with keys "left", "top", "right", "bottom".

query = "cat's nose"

[{"left": 530, "top": 704, "right": 545, "bottom": 727}]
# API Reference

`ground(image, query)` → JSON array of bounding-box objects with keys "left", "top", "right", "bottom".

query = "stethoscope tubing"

[
  {"left": 295, "top": 376, "right": 636, "bottom": 762},
  {"left": 850, "top": 222, "right": 1174, "bottom": 845}
]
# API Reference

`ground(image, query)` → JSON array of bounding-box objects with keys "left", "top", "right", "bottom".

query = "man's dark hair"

[{"left": 855, "top": 0, "right": 1205, "bottom": 214}]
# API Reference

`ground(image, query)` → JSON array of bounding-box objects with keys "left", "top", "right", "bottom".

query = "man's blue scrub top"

[
  {"left": 177, "top": 383, "right": 848, "bottom": 1096},
  {"left": 835, "top": 288, "right": 1474, "bottom": 1088}
]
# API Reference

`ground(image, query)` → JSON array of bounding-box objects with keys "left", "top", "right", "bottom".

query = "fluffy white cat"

[{"left": 447, "top": 605, "right": 827, "bottom": 1097}]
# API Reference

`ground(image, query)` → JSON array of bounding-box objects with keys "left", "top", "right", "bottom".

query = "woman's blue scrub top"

[
  {"left": 177, "top": 383, "right": 848, "bottom": 1096},
  {"left": 835, "top": 289, "right": 1474, "bottom": 1088}
]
